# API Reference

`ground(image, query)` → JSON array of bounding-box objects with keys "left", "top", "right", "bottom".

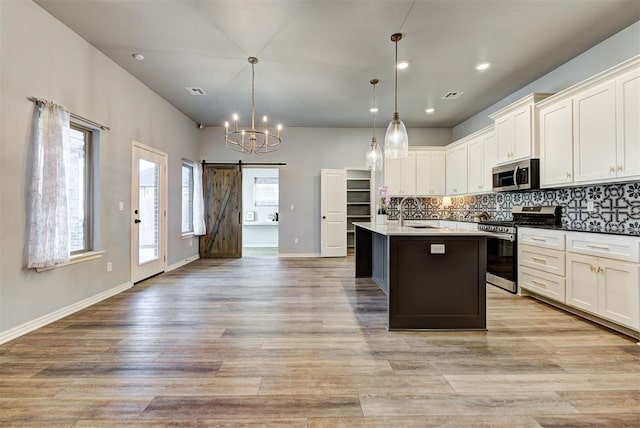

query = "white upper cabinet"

[
  {"left": 446, "top": 143, "right": 468, "bottom": 195},
  {"left": 537, "top": 57, "right": 640, "bottom": 187},
  {"left": 490, "top": 93, "right": 552, "bottom": 165},
  {"left": 616, "top": 67, "right": 640, "bottom": 179},
  {"left": 416, "top": 151, "right": 446, "bottom": 196},
  {"left": 467, "top": 129, "right": 496, "bottom": 194},
  {"left": 573, "top": 80, "right": 617, "bottom": 182},
  {"left": 539, "top": 98, "right": 574, "bottom": 187},
  {"left": 384, "top": 151, "right": 416, "bottom": 196}
]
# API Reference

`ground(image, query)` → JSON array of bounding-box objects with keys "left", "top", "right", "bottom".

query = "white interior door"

[
  {"left": 321, "top": 168, "right": 346, "bottom": 257},
  {"left": 131, "top": 142, "right": 167, "bottom": 283}
]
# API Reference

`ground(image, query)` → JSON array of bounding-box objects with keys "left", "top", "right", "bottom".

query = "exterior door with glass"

[{"left": 131, "top": 142, "right": 167, "bottom": 283}]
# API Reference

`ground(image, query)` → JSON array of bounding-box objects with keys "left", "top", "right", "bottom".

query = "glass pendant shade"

[
  {"left": 384, "top": 115, "right": 408, "bottom": 158},
  {"left": 365, "top": 138, "right": 383, "bottom": 171},
  {"left": 385, "top": 33, "right": 409, "bottom": 159}
]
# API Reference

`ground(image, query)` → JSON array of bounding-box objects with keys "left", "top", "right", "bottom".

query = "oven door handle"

[{"left": 486, "top": 232, "right": 515, "bottom": 242}]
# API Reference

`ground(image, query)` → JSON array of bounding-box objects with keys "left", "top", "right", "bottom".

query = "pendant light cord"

[
  {"left": 372, "top": 82, "right": 377, "bottom": 139},
  {"left": 251, "top": 61, "right": 255, "bottom": 130},
  {"left": 394, "top": 38, "right": 398, "bottom": 113}
]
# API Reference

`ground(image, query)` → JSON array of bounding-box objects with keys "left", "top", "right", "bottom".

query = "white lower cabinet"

[
  {"left": 520, "top": 266, "right": 566, "bottom": 302},
  {"left": 566, "top": 253, "right": 639, "bottom": 329},
  {"left": 518, "top": 228, "right": 640, "bottom": 333},
  {"left": 518, "top": 229, "right": 567, "bottom": 303}
]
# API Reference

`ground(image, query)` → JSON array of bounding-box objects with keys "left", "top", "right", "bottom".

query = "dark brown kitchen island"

[{"left": 355, "top": 222, "right": 487, "bottom": 331}]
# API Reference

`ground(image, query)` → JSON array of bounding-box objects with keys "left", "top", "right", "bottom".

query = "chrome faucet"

[{"left": 398, "top": 196, "right": 419, "bottom": 227}]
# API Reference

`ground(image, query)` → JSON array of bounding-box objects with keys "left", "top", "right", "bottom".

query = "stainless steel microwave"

[{"left": 492, "top": 158, "right": 540, "bottom": 192}]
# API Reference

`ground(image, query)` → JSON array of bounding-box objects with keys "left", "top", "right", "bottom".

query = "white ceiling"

[{"left": 35, "top": 0, "right": 640, "bottom": 128}]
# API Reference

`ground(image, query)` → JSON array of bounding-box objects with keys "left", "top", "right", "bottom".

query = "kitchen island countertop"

[{"left": 353, "top": 221, "right": 490, "bottom": 236}]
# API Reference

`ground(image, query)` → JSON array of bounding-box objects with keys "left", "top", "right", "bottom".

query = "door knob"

[{"left": 134, "top": 219, "right": 142, "bottom": 224}]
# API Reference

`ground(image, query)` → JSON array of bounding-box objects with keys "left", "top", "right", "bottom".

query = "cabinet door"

[
  {"left": 495, "top": 115, "right": 513, "bottom": 164},
  {"left": 467, "top": 138, "right": 484, "bottom": 194},
  {"left": 385, "top": 157, "right": 404, "bottom": 195},
  {"left": 573, "top": 80, "right": 617, "bottom": 183},
  {"left": 512, "top": 105, "right": 532, "bottom": 160},
  {"left": 446, "top": 145, "right": 468, "bottom": 195},
  {"left": 566, "top": 253, "right": 599, "bottom": 315},
  {"left": 616, "top": 68, "right": 640, "bottom": 179},
  {"left": 598, "top": 258, "right": 639, "bottom": 329},
  {"left": 540, "top": 99, "right": 574, "bottom": 187},
  {"left": 402, "top": 152, "right": 417, "bottom": 195},
  {"left": 481, "top": 131, "right": 497, "bottom": 192},
  {"left": 416, "top": 152, "right": 445, "bottom": 196},
  {"left": 430, "top": 152, "right": 446, "bottom": 195}
]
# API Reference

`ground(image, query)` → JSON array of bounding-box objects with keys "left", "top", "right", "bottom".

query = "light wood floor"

[{"left": 1, "top": 256, "right": 639, "bottom": 427}]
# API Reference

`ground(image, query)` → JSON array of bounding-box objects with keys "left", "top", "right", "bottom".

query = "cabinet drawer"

[
  {"left": 519, "top": 266, "right": 566, "bottom": 302},
  {"left": 518, "top": 228, "right": 566, "bottom": 250},
  {"left": 519, "top": 244, "right": 565, "bottom": 276},
  {"left": 567, "top": 232, "right": 640, "bottom": 263}
]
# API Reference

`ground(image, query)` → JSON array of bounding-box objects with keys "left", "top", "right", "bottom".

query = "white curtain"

[
  {"left": 27, "top": 101, "right": 71, "bottom": 268},
  {"left": 193, "top": 161, "right": 206, "bottom": 236}
]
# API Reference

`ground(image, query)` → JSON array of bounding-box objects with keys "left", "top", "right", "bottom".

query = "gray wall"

[
  {"left": 453, "top": 21, "right": 640, "bottom": 140},
  {"left": 0, "top": 1, "right": 200, "bottom": 335},
  {"left": 199, "top": 127, "right": 450, "bottom": 254}
]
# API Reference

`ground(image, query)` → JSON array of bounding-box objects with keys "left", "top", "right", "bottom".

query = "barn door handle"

[{"left": 134, "top": 219, "right": 142, "bottom": 224}]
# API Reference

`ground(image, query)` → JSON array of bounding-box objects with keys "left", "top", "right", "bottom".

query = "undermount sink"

[{"left": 408, "top": 225, "right": 438, "bottom": 229}]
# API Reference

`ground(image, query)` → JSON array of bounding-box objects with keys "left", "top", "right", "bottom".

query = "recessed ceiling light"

[
  {"left": 425, "top": 108, "right": 435, "bottom": 114},
  {"left": 396, "top": 61, "right": 409, "bottom": 70},
  {"left": 132, "top": 53, "right": 145, "bottom": 61},
  {"left": 370, "top": 107, "right": 379, "bottom": 113},
  {"left": 475, "top": 62, "right": 490, "bottom": 71}
]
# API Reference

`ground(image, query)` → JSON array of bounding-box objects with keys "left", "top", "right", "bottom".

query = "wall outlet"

[
  {"left": 587, "top": 201, "right": 595, "bottom": 212},
  {"left": 107, "top": 262, "right": 113, "bottom": 272},
  {"left": 294, "top": 238, "right": 299, "bottom": 244},
  {"left": 118, "top": 201, "right": 124, "bottom": 211},
  {"left": 290, "top": 204, "right": 295, "bottom": 211}
]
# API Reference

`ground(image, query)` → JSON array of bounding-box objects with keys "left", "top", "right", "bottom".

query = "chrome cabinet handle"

[
  {"left": 531, "top": 237, "right": 546, "bottom": 242},
  {"left": 532, "top": 257, "right": 547, "bottom": 263},
  {"left": 609, "top": 166, "right": 615, "bottom": 173},
  {"left": 531, "top": 279, "right": 547, "bottom": 287},
  {"left": 587, "top": 244, "right": 609, "bottom": 250},
  {"left": 617, "top": 165, "right": 623, "bottom": 172},
  {"left": 566, "top": 172, "right": 572, "bottom": 178}
]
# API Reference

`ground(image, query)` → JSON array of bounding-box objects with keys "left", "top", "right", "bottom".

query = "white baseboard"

[
  {"left": 242, "top": 244, "right": 279, "bottom": 248},
  {"left": 166, "top": 254, "right": 200, "bottom": 272},
  {"left": 278, "top": 253, "right": 322, "bottom": 258},
  {"left": 0, "top": 281, "right": 132, "bottom": 345}
]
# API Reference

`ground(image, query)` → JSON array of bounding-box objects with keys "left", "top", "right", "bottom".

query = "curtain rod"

[
  {"left": 29, "top": 97, "right": 111, "bottom": 131},
  {"left": 202, "top": 160, "right": 287, "bottom": 167}
]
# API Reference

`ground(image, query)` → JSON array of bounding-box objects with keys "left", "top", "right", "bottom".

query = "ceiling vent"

[
  {"left": 185, "top": 87, "right": 207, "bottom": 96},
  {"left": 442, "top": 91, "right": 463, "bottom": 100}
]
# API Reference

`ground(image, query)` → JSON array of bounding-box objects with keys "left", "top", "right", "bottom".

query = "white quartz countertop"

[{"left": 353, "top": 222, "right": 490, "bottom": 237}]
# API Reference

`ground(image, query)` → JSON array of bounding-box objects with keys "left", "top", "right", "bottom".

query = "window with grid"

[
  {"left": 68, "top": 124, "right": 94, "bottom": 254},
  {"left": 181, "top": 161, "right": 194, "bottom": 234}
]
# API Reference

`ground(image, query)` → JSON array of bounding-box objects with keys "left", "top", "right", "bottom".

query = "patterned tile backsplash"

[{"left": 387, "top": 182, "right": 640, "bottom": 234}]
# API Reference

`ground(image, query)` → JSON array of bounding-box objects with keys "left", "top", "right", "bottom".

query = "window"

[
  {"left": 181, "top": 161, "right": 194, "bottom": 234},
  {"left": 254, "top": 177, "right": 279, "bottom": 206},
  {"left": 68, "top": 124, "right": 94, "bottom": 254}
]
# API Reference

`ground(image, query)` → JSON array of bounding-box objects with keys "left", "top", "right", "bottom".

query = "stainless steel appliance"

[
  {"left": 479, "top": 205, "right": 561, "bottom": 293},
  {"left": 492, "top": 158, "right": 540, "bottom": 192}
]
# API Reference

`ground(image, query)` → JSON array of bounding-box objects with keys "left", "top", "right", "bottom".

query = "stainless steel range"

[{"left": 479, "top": 206, "right": 561, "bottom": 293}]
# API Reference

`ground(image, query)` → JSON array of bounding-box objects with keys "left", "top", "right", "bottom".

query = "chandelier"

[
  {"left": 224, "top": 57, "right": 282, "bottom": 153},
  {"left": 365, "top": 79, "right": 383, "bottom": 171},
  {"left": 384, "top": 33, "right": 409, "bottom": 158}
]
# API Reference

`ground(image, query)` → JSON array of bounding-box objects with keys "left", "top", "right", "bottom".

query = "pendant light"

[
  {"left": 365, "top": 79, "right": 383, "bottom": 171},
  {"left": 384, "top": 33, "right": 409, "bottom": 158}
]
